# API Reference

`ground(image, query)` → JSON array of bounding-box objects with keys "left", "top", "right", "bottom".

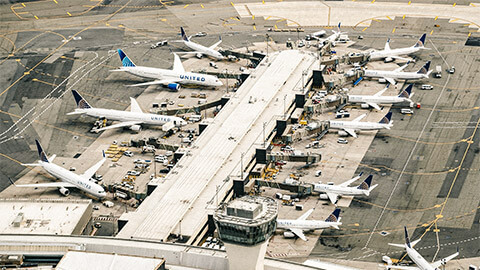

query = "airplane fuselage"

[
  {"left": 348, "top": 95, "right": 408, "bottom": 105},
  {"left": 74, "top": 108, "right": 186, "bottom": 127},
  {"left": 277, "top": 220, "right": 341, "bottom": 230},
  {"left": 406, "top": 246, "right": 436, "bottom": 270},
  {"left": 369, "top": 47, "right": 422, "bottom": 60},
  {"left": 364, "top": 70, "right": 428, "bottom": 81},
  {"left": 314, "top": 184, "right": 367, "bottom": 196},
  {"left": 183, "top": 40, "right": 224, "bottom": 60},
  {"left": 329, "top": 120, "right": 391, "bottom": 131},
  {"left": 121, "top": 66, "right": 222, "bottom": 87},
  {"left": 40, "top": 161, "right": 106, "bottom": 198}
]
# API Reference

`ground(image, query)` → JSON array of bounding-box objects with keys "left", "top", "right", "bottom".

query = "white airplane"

[
  {"left": 277, "top": 208, "right": 342, "bottom": 241},
  {"left": 10, "top": 140, "right": 107, "bottom": 199},
  {"left": 177, "top": 27, "right": 225, "bottom": 60},
  {"left": 369, "top": 34, "right": 430, "bottom": 63},
  {"left": 112, "top": 49, "right": 222, "bottom": 88},
  {"left": 314, "top": 173, "right": 378, "bottom": 205},
  {"left": 306, "top": 30, "right": 326, "bottom": 40},
  {"left": 329, "top": 111, "right": 393, "bottom": 138},
  {"left": 67, "top": 90, "right": 186, "bottom": 132},
  {"left": 384, "top": 227, "right": 459, "bottom": 270},
  {"left": 317, "top": 23, "right": 345, "bottom": 47},
  {"left": 348, "top": 84, "right": 414, "bottom": 110},
  {"left": 364, "top": 61, "right": 432, "bottom": 85}
]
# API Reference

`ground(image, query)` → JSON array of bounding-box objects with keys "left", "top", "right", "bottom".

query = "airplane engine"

[
  {"left": 331, "top": 41, "right": 336, "bottom": 47},
  {"left": 283, "top": 231, "right": 295, "bottom": 238},
  {"left": 319, "top": 194, "right": 329, "bottom": 200},
  {"left": 130, "top": 125, "right": 142, "bottom": 132},
  {"left": 384, "top": 57, "right": 394, "bottom": 63},
  {"left": 378, "top": 78, "right": 387, "bottom": 83},
  {"left": 360, "top": 103, "right": 370, "bottom": 109},
  {"left": 195, "top": 53, "right": 203, "bottom": 59},
  {"left": 58, "top": 187, "right": 70, "bottom": 196},
  {"left": 167, "top": 83, "right": 180, "bottom": 91},
  {"left": 337, "top": 130, "right": 349, "bottom": 137}
]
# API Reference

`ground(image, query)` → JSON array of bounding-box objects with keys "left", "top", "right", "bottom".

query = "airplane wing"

[
  {"left": 127, "top": 79, "right": 181, "bottom": 87},
  {"left": 367, "top": 102, "right": 382, "bottom": 111},
  {"left": 21, "top": 163, "right": 42, "bottom": 167},
  {"left": 431, "top": 252, "right": 459, "bottom": 268},
  {"left": 385, "top": 265, "right": 419, "bottom": 270},
  {"left": 339, "top": 174, "right": 363, "bottom": 187},
  {"left": 343, "top": 128, "right": 358, "bottom": 138},
  {"left": 384, "top": 77, "right": 397, "bottom": 85},
  {"left": 130, "top": 97, "right": 143, "bottom": 113},
  {"left": 12, "top": 182, "right": 76, "bottom": 188},
  {"left": 81, "top": 155, "right": 106, "bottom": 180},
  {"left": 298, "top": 209, "right": 314, "bottom": 221},
  {"left": 289, "top": 228, "right": 307, "bottom": 241},
  {"left": 94, "top": 121, "right": 144, "bottom": 132},
  {"left": 209, "top": 39, "right": 222, "bottom": 50},
  {"left": 390, "top": 55, "right": 411, "bottom": 62},
  {"left": 326, "top": 193, "right": 339, "bottom": 204},
  {"left": 172, "top": 53, "right": 185, "bottom": 73},
  {"left": 394, "top": 62, "right": 410, "bottom": 72},
  {"left": 388, "top": 239, "right": 420, "bottom": 249},
  {"left": 373, "top": 85, "right": 390, "bottom": 97},
  {"left": 352, "top": 114, "right": 367, "bottom": 122}
]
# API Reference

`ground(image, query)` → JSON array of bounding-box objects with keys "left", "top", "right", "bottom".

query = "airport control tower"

[{"left": 213, "top": 196, "right": 277, "bottom": 270}]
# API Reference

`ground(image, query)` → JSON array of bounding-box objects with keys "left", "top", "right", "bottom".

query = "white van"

[
  {"left": 189, "top": 115, "right": 202, "bottom": 122},
  {"left": 401, "top": 108, "right": 414, "bottom": 114}
]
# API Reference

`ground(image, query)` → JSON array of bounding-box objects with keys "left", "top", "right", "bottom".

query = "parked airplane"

[
  {"left": 329, "top": 112, "right": 393, "bottom": 138},
  {"left": 348, "top": 84, "right": 414, "bottom": 110},
  {"left": 314, "top": 173, "right": 378, "bottom": 204},
  {"left": 10, "top": 140, "right": 107, "bottom": 199},
  {"left": 306, "top": 30, "right": 327, "bottom": 40},
  {"left": 67, "top": 90, "right": 186, "bottom": 132},
  {"left": 176, "top": 27, "right": 224, "bottom": 60},
  {"left": 369, "top": 33, "right": 430, "bottom": 62},
  {"left": 112, "top": 49, "right": 222, "bottom": 88},
  {"left": 277, "top": 208, "right": 342, "bottom": 241},
  {"left": 317, "top": 23, "right": 345, "bottom": 46},
  {"left": 364, "top": 61, "right": 432, "bottom": 85},
  {"left": 384, "top": 227, "right": 459, "bottom": 270}
]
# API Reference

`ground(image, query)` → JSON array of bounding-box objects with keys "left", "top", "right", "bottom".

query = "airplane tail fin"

[
  {"left": 379, "top": 112, "right": 392, "bottom": 124},
  {"left": 71, "top": 90, "right": 92, "bottom": 109},
  {"left": 325, "top": 208, "right": 341, "bottom": 222},
  {"left": 398, "top": 84, "right": 413, "bottom": 98},
  {"left": 117, "top": 49, "right": 136, "bottom": 67},
  {"left": 404, "top": 226, "right": 411, "bottom": 248},
  {"left": 357, "top": 174, "right": 373, "bottom": 190},
  {"left": 417, "top": 61, "right": 431, "bottom": 74},
  {"left": 384, "top": 38, "right": 391, "bottom": 51},
  {"left": 35, "top": 140, "right": 49, "bottom": 163},
  {"left": 180, "top": 27, "right": 190, "bottom": 42},
  {"left": 413, "top": 33, "right": 426, "bottom": 48}
]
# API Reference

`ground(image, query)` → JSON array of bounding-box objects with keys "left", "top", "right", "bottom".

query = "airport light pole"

[
  {"left": 265, "top": 34, "right": 269, "bottom": 62},
  {"left": 263, "top": 122, "right": 267, "bottom": 148},
  {"left": 225, "top": 69, "right": 229, "bottom": 93},
  {"left": 240, "top": 152, "right": 244, "bottom": 179}
]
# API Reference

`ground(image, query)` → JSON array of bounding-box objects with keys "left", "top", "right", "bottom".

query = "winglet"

[
  {"left": 337, "top": 22, "right": 341, "bottom": 31},
  {"left": 413, "top": 33, "right": 426, "bottom": 48},
  {"left": 72, "top": 90, "right": 92, "bottom": 109},
  {"left": 417, "top": 61, "right": 431, "bottom": 74},
  {"left": 379, "top": 112, "right": 392, "bottom": 124},
  {"left": 117, "top": 49, "right": 135, "bottom": 67},
  {"left": 398, "top": 84, "right": 413, "bottom": 98},
  {"left": 35, "top": 140, "right": 49, "bottom": 163},
  {"left": 357, "top": 175, "right": 373, "bottom": 190},
  {"left": 404, "top": 226, "right": 411, "bottom": 248},
  {"left": 325, "top": 208, "right": 341, "bottom": 222},
  {"left": 102, "top": 150, "right": 106, "bottom": 158},
  {"left": 180, "top": 27, "right": 190, "bottom": 42},
  {"left": 8, "top": 177, "right": 16, "bottom": 186}
]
